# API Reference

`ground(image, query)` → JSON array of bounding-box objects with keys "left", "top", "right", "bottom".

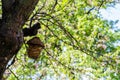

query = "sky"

[{"left": 100, "top": 3, "right": 120, "bottom": 29}]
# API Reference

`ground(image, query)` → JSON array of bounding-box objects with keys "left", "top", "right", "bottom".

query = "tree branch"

[{"left": 0, "top": 0, "right": 39, "bottom": 79}]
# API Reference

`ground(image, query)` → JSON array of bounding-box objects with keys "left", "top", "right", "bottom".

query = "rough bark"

[{"left": 0, "top": 0, "right": 39, "bottom": 79}]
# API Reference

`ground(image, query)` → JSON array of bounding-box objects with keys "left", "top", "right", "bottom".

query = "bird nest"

[{"left": 27, "top": 37, "right": 44, "bottom": 59}]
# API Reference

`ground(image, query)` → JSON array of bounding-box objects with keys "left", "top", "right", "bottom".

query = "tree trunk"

[{"left": 0, "top": 0, "right": 39, "bottom": 79}]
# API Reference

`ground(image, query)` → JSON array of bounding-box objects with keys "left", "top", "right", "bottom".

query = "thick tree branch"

[{"left": 0, "top": 0, "right": 39, "bottom": 79}]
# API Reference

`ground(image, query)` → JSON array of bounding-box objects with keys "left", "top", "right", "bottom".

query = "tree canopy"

[{"left": 1, "top": 0, "right": 120, "bottom": 80}]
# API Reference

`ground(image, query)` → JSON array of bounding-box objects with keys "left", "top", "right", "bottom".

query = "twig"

[
  {"left": 29, "top": 0, "right": 47, "bottom": 27},
  {"left": 51, "top": 0, "right": 58, "bottom": 12},
  {"left": 8, "top": 68, "right": 19, "bottom": 80},
  {"left": 40, "top": 21, "right": 78, "bottom": 48},
  {"left": 98, "top": 0, "right": 104, "bottom": 10},
  {"left": 86, "top": 7, "right": 95, "bottom": 14}
]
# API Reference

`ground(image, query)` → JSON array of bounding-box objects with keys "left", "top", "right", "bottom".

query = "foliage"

[{"left": 2, "top": 0, "right": 120, "bottom": 80}]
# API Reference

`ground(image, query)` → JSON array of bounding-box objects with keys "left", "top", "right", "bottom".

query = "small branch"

[
  {"left": 8, "top": 68, "right": 19, "bottom": 80},
  {"left": 86, "top": 7, "right": 95, "bottom": 14},
  {"left": 98, "top": 0, "right": 104, "bottom": 10},
  {"left": 29, "top": 0, "right": 47, "bottom": 27},
  {"left": 86, "top": 0, "right": 104, "bottom": 14},
  {"left": 51, "top": 0, "right": 58, "bottom": 12}
]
